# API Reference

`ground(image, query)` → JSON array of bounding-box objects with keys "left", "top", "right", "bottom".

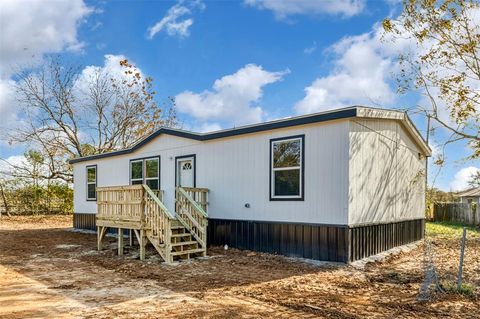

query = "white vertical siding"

[
  {"left": 73, "top": 120, "right": 351, "bottom": 225},
  {"left": 348, "top": 119, "right": 426, "bottom": 225},
  {"left": 460, "top": 197, "right": 479, "bottom": 204},
  {"left": 72, "top": 135, "right": 201, "bottom": 214}
]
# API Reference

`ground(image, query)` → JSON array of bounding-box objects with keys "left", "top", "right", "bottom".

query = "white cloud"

[
  {"left": 0, "top": 155, "right": 25, "bottom": 169},
  {"left": 0, "top": 0, "right": 92, "bottom": 140},
  {"left": 73, "top": 54, "right": 138, "bottom": 95},
  {"left": 294, "top": 22, "right": 417, "bottom": 114},
  {"left": 0, "top": 155, "right": 26, "bottom": 177},
  {"left": 0, "top": 0, "right": 92, "bottom": 78},
  {"left": 175, "top": 64, "right": 288, "bottom": 128},
  {"left": 72, "top": 54, "right": 147, "bottom": 142},
  {"left": 428, "top": 141, "right": 441, "bottom": 160},
  {"left": 0, "top": 154, "right": 54, "bottom": 181},
  {"left": 303, "top": 41, "right": 317, "bottom": 54},
  {"left": 147, "top": 0, "right": 205, "bottom": 39},
  {"left": 192, "top": 122, "right": 222, "bottom": 133},
  {"left": 413, "top": 7, "right": 480, "bottom": 133},
  {"left": 0, "top": 79, "right": 18, "bottom": 127},
  {"left": 245, "top": 0, "right": 365, "bottom": 19},
  {"left": 1, "top": 54, "right": 142, "bottom": 147},
  {"left": 449, "top": 166, "right": 480, "bottom": 191},
  {"left": 0, "top": 78, "right": 26, "bottom": 144}
]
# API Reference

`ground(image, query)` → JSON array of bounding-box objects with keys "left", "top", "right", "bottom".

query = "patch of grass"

[
  {"left": 440, "top": 281, "right": 476, "bottom": 298},
  {"left": 426, "top": 222, "right": 479, "bottom": 239}
]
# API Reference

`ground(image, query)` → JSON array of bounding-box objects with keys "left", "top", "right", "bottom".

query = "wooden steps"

[
  {"left": 171, "top": 240, "right": 197, "bottom": 247},
  {"left": 171, "top": 248, "right": 205, "bottom": 257},
  {"left": 97, "top": 185, "right": 208, "bottom": 265},
  {"left": 146, "top": 222, "right": 205, "bottom": 262},
  {"left": 168, "top": 223, "right": 205, "bottom": 261},
  {"left": 171, "top": 233, "right": 192, "bottom": 238}
]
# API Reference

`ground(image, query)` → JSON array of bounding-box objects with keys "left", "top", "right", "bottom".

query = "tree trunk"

[{"left": 0, "top": 184, "right": 11, "bottom": 217}]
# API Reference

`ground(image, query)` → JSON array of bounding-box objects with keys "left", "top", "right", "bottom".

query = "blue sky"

[{"left": 0, "top": 0, "right": 479, "bottom": 190}]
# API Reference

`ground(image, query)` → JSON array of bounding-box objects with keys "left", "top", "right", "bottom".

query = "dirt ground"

[{"left": 0, "top": 216, "right": 478, "bottom": 318}]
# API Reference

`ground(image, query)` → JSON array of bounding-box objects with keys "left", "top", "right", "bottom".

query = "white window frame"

[
  {"left": 86, "top": 165, "right": 97, "bottom": 201},
  {"left": 270, "top": 136, "right": 304, "bottom": 200}
]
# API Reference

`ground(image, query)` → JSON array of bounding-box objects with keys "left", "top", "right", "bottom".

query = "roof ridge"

[{"left": 69, "top": 106, "right": 430, "bottom": 164}]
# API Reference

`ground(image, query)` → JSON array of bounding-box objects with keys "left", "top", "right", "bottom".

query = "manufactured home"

[
  {"left": 457, "top": 187, "right": 480, "bottom": 204},
  {"left": 70, "top": 106, "right": 430, "bottom": 263}
]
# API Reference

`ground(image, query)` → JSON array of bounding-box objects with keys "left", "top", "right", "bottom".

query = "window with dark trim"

[
  {"left": 130, "top": 160, "right": 143, "bottom": 185},
  {"left": 86, "top": 165, "right": 97, "bottom": 201},
  {"left": 270, "top": 135, "right": 304, "bottom": 200},
  {"left": 129, "top": 156, "right": 160, "bottom": 190}
]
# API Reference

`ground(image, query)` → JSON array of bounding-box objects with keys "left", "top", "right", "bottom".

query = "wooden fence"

[
  {"left": 0, "top": 198, "right": 72, "bottom": 216},
  {"left": 432, "top": 203, "right": 480, "bottom": 226}
]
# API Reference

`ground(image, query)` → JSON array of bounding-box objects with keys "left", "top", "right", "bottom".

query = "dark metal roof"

[
  {"left": 69, "top": 106, "right": 430, "bottom": 164},
  {"left": 70, "top": 107, "right": 358, "bottom": 164}
]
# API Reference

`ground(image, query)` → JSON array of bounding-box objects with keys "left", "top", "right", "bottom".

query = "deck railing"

[
  {"left": 181, "top": 187, "right": 208, "bottom": 213},
  {"left": 143, "top": 184, "right": 174, "bottom": 262},
  {"left": 96, "top": 185, "right": 173, "bottom": 261},
  {"left": 152, "top": 189, "right": 164, "bottom": 202},
  {"left": 175, "top": 187, "right": 208, "bottom": 248},
  {"left": 97, "top": 185, "right": 208, "bottom": 263},
  {"left": 97, "top": 185, "right": 145, "bottom": 228}
]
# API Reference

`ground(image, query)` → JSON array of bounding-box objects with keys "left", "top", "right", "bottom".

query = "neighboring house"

[
  {"left": 456, "top": 187, "right": 480, "bottom": 204},
  {"left": 69, "top": 106, "right": 431, "bottom": 263}
]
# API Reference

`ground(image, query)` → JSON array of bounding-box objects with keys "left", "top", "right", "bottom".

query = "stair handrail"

[
  {"left": 143, "top": 185, "right": 175, "bottom": 219},
  {"left": 180, "top": 187, "right": 208, "bottom": 213},
  {"left": 175, "top": 187, "right": 208, "bottom": 248},
  {"left": 143, "top": 184, "right": 175, "bottom": 262},
  {"left": 177, "top": 187, "right": 208, "bottom": 217}
]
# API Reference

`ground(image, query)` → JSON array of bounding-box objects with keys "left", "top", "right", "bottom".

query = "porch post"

[
  {"left": 118, "top": 228, "right": 124, "bottom": 256},
  {"left": 139, "top": 229, "right": 146, "bottom": 261}
]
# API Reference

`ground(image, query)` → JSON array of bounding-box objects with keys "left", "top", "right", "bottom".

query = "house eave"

[
  {"left": 69, "top": 105, "right": 431, "bottom": 164},
  {"left": 70, "top": 107, "right": 358, "bottom": 164},
  {"left": 355, "top": 106, "right": 432, "bottom": 157}
]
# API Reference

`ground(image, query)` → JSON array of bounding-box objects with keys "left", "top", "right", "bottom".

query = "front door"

[{"left": 176, "top": 156, "right": 195, "bottom": 188}]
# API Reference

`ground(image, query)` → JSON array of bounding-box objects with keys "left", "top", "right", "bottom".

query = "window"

[
  {"left": 130, "top": 160, "right": 143, "bottom": 185},
  {"left": 129, "top": 157, "right": 160, "bottom": 190},
  {"left": 86, "top": 165, "right": 97, "bottom": 201},
  {"left": 270, "top": 135, "right": 304, "bottom": 200},
  {"left": 145, "top": 158, "right": 159, "bottom": 190}
]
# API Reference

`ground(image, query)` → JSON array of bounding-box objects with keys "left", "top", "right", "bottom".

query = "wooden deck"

[{"left": 96, "top": 184, "right": 208, "bottom": 264}]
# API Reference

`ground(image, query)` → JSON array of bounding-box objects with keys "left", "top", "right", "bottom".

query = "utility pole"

[{"left": 425, "top": 114, "right": 431, "bottom": 221}]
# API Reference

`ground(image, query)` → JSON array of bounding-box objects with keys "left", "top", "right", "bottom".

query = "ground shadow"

[{"left": 0, "top": 226, "right": 346, "bottom": 316}]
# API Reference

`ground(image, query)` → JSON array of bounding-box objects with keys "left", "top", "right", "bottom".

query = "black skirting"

[
  {"left": 348, "top": 219, "right": 425, "bottom": 261},
  {"left": 73, "top": 213, "right": 96, "bottom": 231},
  {"left": 207, "top": 218, "right": 425, "bottom": 263},
  {"left": 73, "top": 213, "right": 425, "bottom": 263}
]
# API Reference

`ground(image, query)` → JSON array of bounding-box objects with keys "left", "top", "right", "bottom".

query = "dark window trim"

[
  {"left": 129, "top": 156, "right": 161, "bottom": 190},
  {"left": 269, "top": 134, "right": 305, "bottom": 201},
  {"left": 129, "top": 159, "right": 144, "bottom": 184},
  {"left": 86, "top": 165, "right": 97, "bottom": 201},
  {"left": 175, "top": 154, "right": 196, "bottom": 188}
]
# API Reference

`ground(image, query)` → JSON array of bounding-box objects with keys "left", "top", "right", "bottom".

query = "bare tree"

[
  {"left": 8, "top": 57, "right": 177, "bottom": 183},
  {"left": 0, "top": 181, "right": 11, "bottom": 217},
  {"left": 383, "top": 0, "right": 480, "bottom": 160},
  {"left": 0, "top": 150, "right": 47, "bottom": 186},
  {"left": 468, "top": 170, "right": 480, "bottom": 188}
]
